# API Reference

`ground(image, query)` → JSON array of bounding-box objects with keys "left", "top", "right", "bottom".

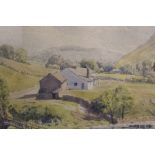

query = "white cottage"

[{"left": 61, "top": 67, "right": 94, "bottom": 90}]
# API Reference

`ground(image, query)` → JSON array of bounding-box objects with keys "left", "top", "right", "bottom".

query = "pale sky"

[{"left": 22, "top": 27, "right": 155, "bottom": 56}]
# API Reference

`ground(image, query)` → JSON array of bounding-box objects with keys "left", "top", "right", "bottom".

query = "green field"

[
  {"left": 65, "top": 80, "right": 155, "bottom": 122},
  {"left": 96, "top": 73, "right": 144, "bottom": 81}
]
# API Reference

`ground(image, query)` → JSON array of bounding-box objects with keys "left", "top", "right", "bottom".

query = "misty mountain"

[
  {"left": 0, "top": 27, "right": 155, "bottom": 64},
  {"left": 23, "top": 27, "right": 155, "bottom": 64},
  {"left": 30, "top": 46, "right": 122, "bottom": 64}
]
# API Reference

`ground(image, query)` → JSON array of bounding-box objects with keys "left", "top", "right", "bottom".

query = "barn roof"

[
  {"left": 41, "top": 72, "right": 66, "bottom": 84},
  {"left": 54, "top": 72, "right": 66, "bottom": 83}
]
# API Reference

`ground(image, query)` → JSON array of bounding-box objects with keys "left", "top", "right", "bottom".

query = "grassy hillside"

[
  {"left": 116, "top": 34, "right": 155, "bottom": 67},
  {"left": 0, "top": 57, "right": 54, "bottom": 92},
  {"left": 66, "top": 80, "right": 155, "bottom": 122},
  {"left": 0, "top": 57, "right": 53, "bottom": 76}
]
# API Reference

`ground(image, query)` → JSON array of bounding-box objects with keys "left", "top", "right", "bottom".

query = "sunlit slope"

[{"left": 116, "top": 34, "right": 155, "bottom": 67}]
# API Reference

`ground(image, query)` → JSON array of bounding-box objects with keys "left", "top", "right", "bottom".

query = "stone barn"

[{"left": 38, "top": 72, "right": 67, "bottom": 99}]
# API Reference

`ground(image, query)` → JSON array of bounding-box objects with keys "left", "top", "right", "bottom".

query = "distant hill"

[
  {"left": 24, "top": 27, "right": 155, "bottom": 64},
  {"left": 116, "top": 33, "right": 155, "bottom": 67},
  {"left": 0, "top": 27, "right": 155, "bottom": 65},
  {"left": 30, "top": 46, "right": 121, "bottom": 64}
]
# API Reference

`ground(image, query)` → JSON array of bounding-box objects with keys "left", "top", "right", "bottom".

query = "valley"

[{"left": 1, "top": 27, "right": 155, "bottom": 129}]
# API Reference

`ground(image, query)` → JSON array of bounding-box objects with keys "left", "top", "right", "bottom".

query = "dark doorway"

[
  {"left": 81, "top": 83, "right": 84, "bottom": 89},
  {"left": 52, "top": 93, "right": 58, "bottom": 99}
]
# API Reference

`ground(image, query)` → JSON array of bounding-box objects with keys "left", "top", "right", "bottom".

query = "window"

[{"left": 74, "top": 82, "right": 78, "bottom": 86}]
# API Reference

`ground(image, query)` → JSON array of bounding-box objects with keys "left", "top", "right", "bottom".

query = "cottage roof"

[
  {"left": 69, "top": 67, "right": 92, "bottom": 78},
  {"left": 65, "top": 67, "right": 94, "bottom": 82}
]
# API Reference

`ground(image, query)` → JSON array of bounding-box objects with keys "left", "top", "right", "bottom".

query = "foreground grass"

[{"left": 10, "top": 99, "right": 109, "bottom": 129}]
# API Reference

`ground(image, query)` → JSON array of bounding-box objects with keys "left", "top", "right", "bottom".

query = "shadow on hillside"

[
  {"left": 18, "top": 93, "right": 37, "bottom": 99},
  {"left": 83, "top": 115, "right": 102, "bottom": 121}
]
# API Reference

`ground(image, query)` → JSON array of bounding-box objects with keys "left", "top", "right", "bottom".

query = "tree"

[
  {"left": 136, "top": 64, "right": 141, "bottom": 72},
  {"left": 99, "top": 89, "right": 118, "bottom": 123},
  {"left": 153, "top": 62, "right": 155, "bottom": 72},
  {"left": 114, "top": 86, "right": 133, "bottom": 119},
  {"left": 15, "top": 48, "right": 27, "bottom": 63},
  {"left": 141, "top": 60, "right": 152, "bottom": 76},
  {"left": 98, "top": 86, "right": 133, "bottom": 123},
  {"left": 0, "top": 78, "right": 10, "bottom": 128},
  {"left": 97, "top": 61, "right": 104, "bottom": 69},
  {"left": 60, "top": 59, "right": 75, "bottom": 70},
  {"left": 0, "top": 44, "right": 15, "bottom": 60},
  {"left": 103, "top": 65, "right": 114, "bottom": 72},
  {"left": 80, "top": 59, "right": 97, "bottom": 70},
  {"left": 46, "top": 55, "right": 64, "bottom": 68},
  {"left": 119, "top": 65, "right": 133, "bottom": 74}
]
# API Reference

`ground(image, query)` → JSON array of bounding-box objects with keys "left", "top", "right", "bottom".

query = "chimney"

[{"left": 86, "top": 66, "right": 90, "bottom": 78}]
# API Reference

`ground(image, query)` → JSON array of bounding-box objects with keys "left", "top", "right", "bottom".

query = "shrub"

[
  {"left": 15, "top": 48, "right": 28, "bottom": 63},
  {"left": 9, "top": 105, "right": 62, "bottom": 125},
  {"left": 92, "top": 86, "right": 133, "bottom": 123},
  {"left": 0, "top": 78, "right": 10, "bottom": 128},
  {"left": 91, "top": 100, "right": 106, "bottom": 113}
]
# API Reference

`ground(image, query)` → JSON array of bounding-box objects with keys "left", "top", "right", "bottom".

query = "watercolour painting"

[{"left": 1, "top": 26, "right": 155, "bottom": 129}]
